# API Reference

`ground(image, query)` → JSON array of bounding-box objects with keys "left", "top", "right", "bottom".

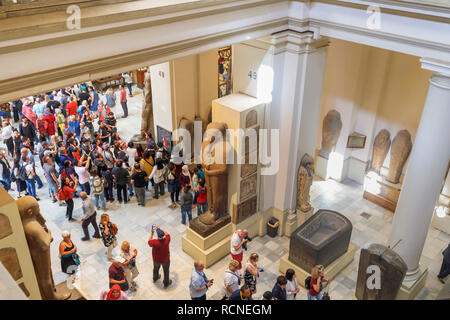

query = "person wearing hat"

[
  {"left": 108, "top": 257, "right": 129, "bottom": 292},
  {"left": 148, "top": 226, "right": 172, "bottom": 288}
]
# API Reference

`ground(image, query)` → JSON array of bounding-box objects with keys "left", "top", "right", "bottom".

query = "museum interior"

[{"left": 0, "top": 0, "right": 449, "bottom": 301}]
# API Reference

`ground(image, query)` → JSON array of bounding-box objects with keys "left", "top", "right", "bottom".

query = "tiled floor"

[{"left": 8, "top": 86, "right": 448, "bottom": 300}]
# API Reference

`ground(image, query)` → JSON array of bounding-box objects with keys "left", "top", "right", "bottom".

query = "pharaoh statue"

[
  {"left": 178, "top": 118, "right": 195, "bottom": 161},
  {"left": 319, "top": 109, "right": 343, "bottom": 159},
  {"left": 386, "top": 130, "right": 412, "bottom": 184},
  {"left": 190, "top": 122, "right": 231, "bottom": 237},
  {"left": 297, "top": 154, "right": 314, "bottom": 212},
  {"left": 132, "top": 69, "right": 154, "bottom": 143},
  {"left": 371, "top": 129, "right": 391, "bottom": 173},
  {"left": 17, "top": 196, "right": 71, "bottom": 300}
]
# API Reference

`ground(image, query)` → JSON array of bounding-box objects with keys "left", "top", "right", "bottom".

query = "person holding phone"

[
  {"left": 189, "top": 260, "right": 213, "bottom": 300},
  {"left": 148, "top": 226, "right": 172, "bottom": 288},
  {"left": 308, "top": 265, "right": 329, "bottom": 300},
  {"left": 120, "top": 241, "right": 139, "bottom": 292},
  {"left": 244, "top": 253, "right": 260, "bottom": 296}
]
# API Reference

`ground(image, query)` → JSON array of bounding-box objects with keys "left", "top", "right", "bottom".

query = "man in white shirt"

[
  {"left": 80, "top": 192, "right": 101, "bottom": 241},
  {"left": 1, "top": 120, "right": 14, "bottom": 158},
  {"left": 121, "top": 73, "right": 133, "bottom": 96},
  {"left": 22, "top": 156, "right": 39, "bottom": 200},
  {"left": 74, "top": 154, "right": 91, "bottom": 195},
  {"left": 222, "top": 260, "right": 241, "bottom": 299},
  {"left": 230, "top": 229, "right": 248, "bottom": 270}
]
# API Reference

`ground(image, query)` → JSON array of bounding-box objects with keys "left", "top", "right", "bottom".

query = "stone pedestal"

[
  {"left": 316, "top": 154, "right": 329, "bottom": 181},
  {"left": 396, "top": 265, "right": 428, "bottom": 300},
  {"left": 363, "top": 171, "right": 401, "bottom": 212},
  {"left": 211, "top": 94, "right": 265, "bottom": 234},
  {"left": 181, "top": 223, "right": 232, "bottom": 268},
  {"left": 279, "top": 242, "right": 356, "bottom": 288},
  {"left": 284, "top": 208, "right": 314, "bottom": 237}
]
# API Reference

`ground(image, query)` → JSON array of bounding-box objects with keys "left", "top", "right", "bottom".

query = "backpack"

[
  {"left": 305, "top": 276, "right": 311, "bottom": 290},
  {"left": 92, "top": 176, "right": 104, "bottom": 194},
  {"left": 18, "top": 164, "right": 28, "bottom": 181},
  {"left": 57, "top": 188, "right": 66, "bottom": 201}
]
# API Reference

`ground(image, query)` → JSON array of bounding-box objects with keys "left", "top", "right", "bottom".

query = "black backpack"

[
  {"left": 18, "top": 164, "right": 28, "bottom": 181},
  {"left": 305, "top": 276, "right": 311, "bottom": 290}
]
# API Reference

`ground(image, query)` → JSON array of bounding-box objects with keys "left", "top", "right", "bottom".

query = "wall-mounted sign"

[{"left": 347, "top": 132, "right": 367, "bottom": 149}]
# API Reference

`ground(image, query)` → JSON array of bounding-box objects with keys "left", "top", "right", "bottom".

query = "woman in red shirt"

[
  {"left": 61, "top": 176, "right": 78, "bottom": 221},
  {"left": 44, "top": 108, "right": 56, "bottom": 137},
  {"left": 66, "top": 96, "right": 78, "bottom": 117},
  {"left": 308, "top": 265, "right": 329, "bottom": 300}
]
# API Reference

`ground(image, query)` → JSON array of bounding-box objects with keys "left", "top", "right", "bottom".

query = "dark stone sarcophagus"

[
  {"left": 288, "top": 209, "right": 352, "bottom": 272},
  {"left": 355, "top": 243, "right": 407, "bottom": 300}
]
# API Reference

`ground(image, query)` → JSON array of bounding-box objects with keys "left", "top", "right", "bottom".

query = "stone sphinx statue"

[
  {"left": 371, "top": 129, "right": 391, "bottom": 173},
  {"left": 297, "top": 153, "right": 314, "bottom": 213},
  {"left": 17, "top": 196, "right": 71, "bottom": 300},
  {"left": 386, "top": 130, "right": 412, "bottom": 184},
  {"left": 319, "top": 109, "right": 342, "bottom": 159},
  {"left": 190, "top": 122, "right": 231, "bottom": 237}
]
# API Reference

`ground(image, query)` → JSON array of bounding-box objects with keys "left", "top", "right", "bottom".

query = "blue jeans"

[
  {"left": 94, "top": 194, "right": 106, "bottom": 210},
  {"left": 25, "top": 179, "right": 36, "bottom": 198},
  {"left": 197, "top": 202, "right": 208, "bottom": 216},
  {"left": 307, "top": 292, "right": 322, "bottom": 300},
  {"left": 126, "top": 83, "right": 132, "bottom": 95},
  {"left": 181, "top": 205, "right": 192, "bottom": 225}
]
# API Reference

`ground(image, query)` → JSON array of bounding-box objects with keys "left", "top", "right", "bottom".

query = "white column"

[
  {"left": 388, "top": 59, "right": 450, "bottom": 282},
  {"left": 268, "top": 31, "right": 328, "bottom": 212}
]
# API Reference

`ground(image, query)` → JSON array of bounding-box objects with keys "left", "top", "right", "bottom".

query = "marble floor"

[{"left": 7, "top": 86, "right": 448, "bottom": 300}]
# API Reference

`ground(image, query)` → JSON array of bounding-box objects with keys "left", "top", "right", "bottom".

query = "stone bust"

[
  {"left": 297, "top": 153, "right": 314, "bottom": 212},
  {"left": 17, "top": 196, "right": 70, "bottom": 300}
]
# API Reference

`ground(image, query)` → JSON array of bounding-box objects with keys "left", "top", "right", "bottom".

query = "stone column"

[
  {"left": 388, "top": 58, "right": 450, "bottom": 299},
  {"left": 269, "top": 31, "right": 328, "bottom": 213}
]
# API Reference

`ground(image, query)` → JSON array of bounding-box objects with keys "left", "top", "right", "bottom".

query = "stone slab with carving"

[
  {"left": 355, "top": 243, "right": 407, "bottom": 300},
  {"left": 371, "top": 129, "right": 391, "bottom": 173},
  {"left": 387, "top": 130, "right": 412, "bottom": 184},
  {"left": 240, "top": 152, "right": 257, "bottom": 178},
  {"left": 232, "top": 196, "right": 257, "bottom": 224},
  {"left": 0, "top": 247, "right": 23, "bottom": 281},
  {"left": 319, "top": 110, "right": 342, "bottom": 159},
  {"left": 289, "top": 209, "right": 352, "bottom": 272},
  {"left": 240, "top": 173, "right": 257, "bottom": 202}
]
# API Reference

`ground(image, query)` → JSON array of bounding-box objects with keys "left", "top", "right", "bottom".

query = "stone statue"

[
  {"left": 386, "top": 130, "right": 412, "bottom": 184},
  {"left": 16, "top": 196, "right": 70, "bottom": 300},
  {"left": 355, "top": 243, "right": 407, "bottom": 300},
  {"left": 319, "top": 110, "right": 343, "bottom": 159},
  {"left": 297, "top": 153, "right": 314, "bottom": 212},
  {"left": 178, "top": 118, "right": 194, "bottom": 160},
  {"left": 371, "top": 129, "right": 391, "bottom": 173},
  {"left": 190, "top": 122, "right": 231, "bottom": 237}
]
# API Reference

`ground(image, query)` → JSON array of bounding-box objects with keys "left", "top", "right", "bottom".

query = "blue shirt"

[
  {"left": 68, "top": 120, "right": 80, "bottom": 138},
  {"left": 189, "top": 268, "right": 207, "bottom": 298}
]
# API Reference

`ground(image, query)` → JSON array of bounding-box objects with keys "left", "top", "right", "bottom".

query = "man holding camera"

[
  {"left": 148, "top": 225, "right": 172, "bottom": 288},
  {"left": 230, "top": 229, "right": 249, "bottom": 270},
  {"left": 189, "top": 260, "right": 213, "bottom": 300}
]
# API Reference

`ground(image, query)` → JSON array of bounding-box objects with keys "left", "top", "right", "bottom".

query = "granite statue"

[
  {"left": 297, "top": 153, "right": 314, "bottom": 212},
  {"left": 178, "top": 118, "right": 195, "bottom": 160},
  {"left": 371, "top": 129, "right": 391, "bottom": 173},
  {"left": 190, "top": 122, "right": 231, "bottom": 237},
  {"left": 289, "top": 210, "right": 352, "bottom": 272},
  {"left": 386, "top": 130, "right": 412, "bottom": 184},
  {"left": 17, "top": 196, "right": 71, "bottom": 300},
  {"left": 319, "top": 110, "right": 343, "bottom": 159},
  {"left": 355, "top": 243, "right": 407, "bottom": 300}
]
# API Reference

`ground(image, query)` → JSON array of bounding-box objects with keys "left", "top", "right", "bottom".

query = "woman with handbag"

[
  {"left": 99, "top": 213, "right": 118, "bottom": 261},
  {"left": 222, "top": 260, "right": 241, "bottom": 299},
  {"left": 243, "top": 253, "right": 260, "bottom": 296},
  {"left": 59, "top": 231, "right": 80, "bottom": 283},
  {"left": 285, "top": 268, "right": 300, "bottom": 300}
]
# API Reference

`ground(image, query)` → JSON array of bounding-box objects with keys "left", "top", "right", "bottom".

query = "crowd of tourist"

[{"left": 0, "top": 80, "right": 332, "bottom": 301}]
